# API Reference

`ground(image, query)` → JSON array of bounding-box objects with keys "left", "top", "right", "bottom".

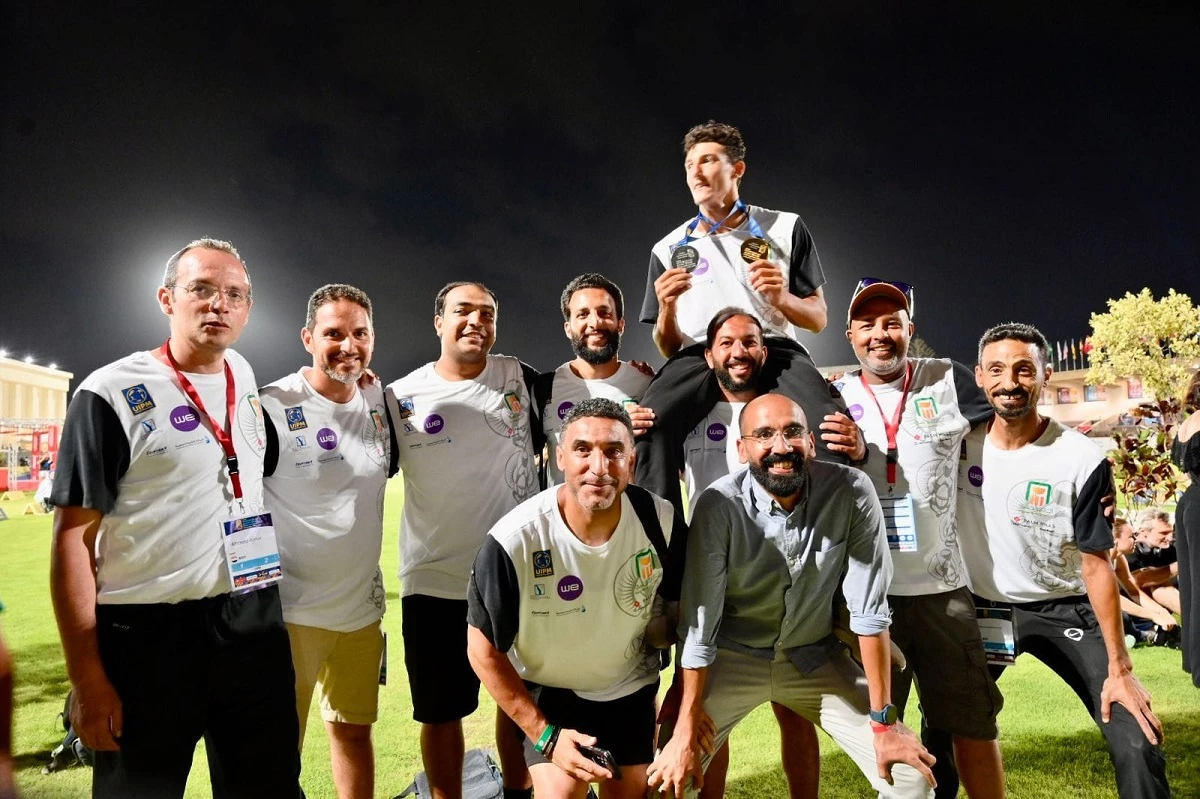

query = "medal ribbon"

[
  {"left": 676, "top": 199, "right": 765, "bottom": 247},
  {"left": 858, "top": 361, "right": 913, "bottom": 487},
  {"left": 160, "top": 340, "right": 244, "bottom": 504}
]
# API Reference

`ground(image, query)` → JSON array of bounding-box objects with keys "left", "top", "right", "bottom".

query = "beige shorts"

[{"left": 287, "top": 619, "right": 384, "bottom": 730}]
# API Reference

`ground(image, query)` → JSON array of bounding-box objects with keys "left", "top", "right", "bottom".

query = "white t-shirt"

[
  {"left": 956, "top": 419, "right": 1115, "bottom": 603},
  {"left": 641, "top": 205, "right": 824, "bottom": 348},
  {"left": 386, "top": 355, "right": 538, "bottom": 599},
  {"left": 834, "top": 358, "right": 975, "bottom": 596},
  {"left": 51, "top": 349, "right": 268, "bottom": 604},
  {"left": 540, "top": 361, "right": 652, "bottom": 485},
  {"left": 468, "top": 486, "right": 677, "bottom": 701},
  {"left": 682, "top": 401, "right": 746, "bottom": 519},
  {"left": 260, "top": 371, "right": 391, "bottom": 631}
]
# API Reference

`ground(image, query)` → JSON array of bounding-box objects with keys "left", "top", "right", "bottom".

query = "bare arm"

[
  {"left": 652, "top": 268, "right": 692, "bottom": 359},
  {"left": 1131, "top": 563, "right": 1178, "bottom": 590},
  {"left": 860, "top": 631, "right": 937, "bottom": 788},
  {"left": 647, "top": 666, "right": 709, "bottom": 798},
  {"left": 747, "top": 262, "right": 828, "bottom": 333},
  {"left": 50, "top": 505, "right": 123, "bottom": 750},
  {"left": 1081, "top": 551, "right": 1163, "bottom": 744},
  {"left": 1113, "top": 553, "right": 1175, "bottom": 628}
]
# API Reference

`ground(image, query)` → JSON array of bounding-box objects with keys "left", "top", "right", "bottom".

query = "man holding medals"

[
  {"left": 49, "top": 239, "right": 301, "bottom": 797},
  {"left": 834, "top": 279, "right": 1004, "bottom": 799},
  {"left": 636, "top": 120, "right": 853, "bottom": 519}
]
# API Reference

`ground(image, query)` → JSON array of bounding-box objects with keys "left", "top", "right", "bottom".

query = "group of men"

[{"left": 46, "top": 119, "right": 1174, "bottom": 799}]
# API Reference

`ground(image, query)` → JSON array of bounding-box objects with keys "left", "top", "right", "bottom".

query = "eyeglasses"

[
  {"left": 168, "top": 282, "right": 252, "bottom": 308},
  {"left": 851, "top": 277, "right": 915, "bottom": 320},
  {"left": 741, "top": 425, "right": 808, "bottom": 447}
]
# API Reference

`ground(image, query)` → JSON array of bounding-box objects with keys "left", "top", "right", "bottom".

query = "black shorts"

[
  {"left": 522, "top": 681, "right": 658, "bottom": 768},
  {"left": 401, "top": 594, "right": 480, "bottom": 724}
]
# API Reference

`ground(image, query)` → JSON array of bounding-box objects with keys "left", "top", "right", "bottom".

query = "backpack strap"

[
  {"left": 624, "top": 483, "right": 668, "bottom": 573},
  {"left": 530, "top": 369, "right": 556, "bottom": 489}
]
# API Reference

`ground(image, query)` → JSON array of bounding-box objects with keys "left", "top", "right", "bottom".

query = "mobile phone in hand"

[{"left": 577, "top": 744, "right": 623, "bottom": 780}]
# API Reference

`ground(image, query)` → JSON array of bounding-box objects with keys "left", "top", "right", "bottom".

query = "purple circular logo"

[
  {"left": 317, "top": 427, "right": 339, "bottom": 450},
  {"left": 693, "top": 258, "right": 710, "bottom": 276},
  {"left": 557, "top": 401, "right": 574, "bottom": 420},
  {"left": 847, "top": 403, "right": 865, "bottom": 421},
  {"left": 968, "top": 466, "right": 984, "bottom": 487},
  {"left": 170, "top": 404, "right": 200, "bottom": 432},
  {"left": 557, "top": 575, "right": 584, "bottom": 601},
  {"left": 706, "top": 423, "right": 727, "bottom": 442},
  {"left": 423, "top": 414, "right": 445, "bottom": 434}
]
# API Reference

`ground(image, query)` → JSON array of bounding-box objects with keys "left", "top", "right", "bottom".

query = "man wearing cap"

[
  {"left": 649, "top": 393, "right": 936, "bottom": 799},
  {"left": 636, "top": 120, "right": 850, "bottom": 520},
  {"left": 259, "top": 283, "right": 396, "bottom": 798},
  {"left": 49, "top": 238, "right": 301, "bottom": 797},
  {"left": 835, "top": 278, "right": 1004, "bottom": 799},
  {"left": 957, "top": 322, "right": 1169, "bottom": 798}
]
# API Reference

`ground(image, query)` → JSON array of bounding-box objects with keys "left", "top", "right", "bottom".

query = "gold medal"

[{"left": 740, "top": 237, "right": 769, "bottom": 264}]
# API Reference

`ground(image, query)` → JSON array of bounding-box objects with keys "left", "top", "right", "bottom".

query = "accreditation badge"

[
  {"left": 976, "top": 606, "right": 1017, "bottom": 665},
  {"left": 670, "top": 245, "right": 700, "bottom": 272},
  {"left": 878, "top": 494, "right": 918, "bottom": 552},
  {"left": 221, "top": 511, "right": 283, "bottom": 592},
  {"left": 740, "top": 237, "right": 770, "bottom": 264}
]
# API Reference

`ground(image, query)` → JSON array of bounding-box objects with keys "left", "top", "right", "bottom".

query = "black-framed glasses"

[
  {"left": 741, "top": 425, "right": 808, "bottom": 447},
  {"left": 852, "top": 277, "right": 915, "bottom": 318}
]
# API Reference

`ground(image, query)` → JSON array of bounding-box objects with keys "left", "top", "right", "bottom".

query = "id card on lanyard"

[
  {"left": 976, "top": 606, "right": 1017, "bottom": 665},
  {"left": 160, "top": 341, "right": 281, "bottom": 592},
  {"left": 860, "top": 364, "right": 918, "bottom": 551}
]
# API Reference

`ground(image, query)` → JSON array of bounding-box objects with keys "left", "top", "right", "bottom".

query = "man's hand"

[
  {"left": 747, "top": 260, "right": 787, "bottom": 308},
  {"left": 357, "top": 368, "right": 380, "bottom": 388},
  {"left": 629, "top": 360, "right": 656, "bottom": 378},
  {"left": 646, "top": 718, "right": 705, "bottom": 799},
  {"left": 820, "top": 412, "right": 865, "bottom": 461},
  {"left": 655, "top": 268, "right": 692, "bottom": 313},
  {"left": 1153, "top": 610, "right": 1177, "bottom": 631},
  {"left": 70, "top": 674, "right": 123, "bottom": 751},
  {"left": 1102, "top": 670, "right": 1163, "bottom": 745},
  {"left": 550, "top": 728, "right": 613, "bottom": 782},
  {"left": 626, "top": 403, "right": 656, "bottom": 437},
  {"left": 873, "top": 723, "right": 936, "bottom": 788}
]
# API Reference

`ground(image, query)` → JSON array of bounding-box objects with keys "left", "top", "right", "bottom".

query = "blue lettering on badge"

[
  {"left": 285, "top": 406, "right": 308, "bottom": 431},
  {"left": 532, "top": 549, "right": 554, "bottom": 578},
  {"left": 122, "top": 384, "right": 156, "bottom": 415}
]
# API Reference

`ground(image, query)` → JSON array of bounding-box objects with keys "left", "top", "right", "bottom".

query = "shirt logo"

[
  {"left": 370, "top": 409, "right": 385, "bottom": 433},
  {"left": 122, "top": 384, "right": 156, "bottom": 415},
  {"left": 397, "top": 396, "right": 415, "bottom": 419},
  {"left": 504, "top": 391, "right": 522, "bottom": 416},
  {"left": 295, "top": 435, "right": 308, "bottom": 448},
  {"left": 706, "top": 423, "right": 726, "bottom": 442},
  {"left": 532, "top": 549, "right": 554, "bottom": 578},
  {"left": 847, "top": 403, "right": 865, "bottom": 421},
  {"left": 170, "top": 405, "right": 200, "bottom": 432},
  {"left": 557, "top": 401, "right": 574, "bottom": 420},
  {"left": 968, "top": 466, "right": 984, "bottom": 487},
  {"left": 693, "top": 258, "right": 710, "bottom": 276},
  {"left": 557, "top": 575, "right": 584, "bottom": 601},
  {"left": 285, "top": 406, "right": 308, "bottom": 430},
  {"left": 636, "top": 548, "right": 656, "bottom": 580},
  {"left": 140, "top": 419, "right": 157, "bottom": 434},
  {"left": 1025, "top": 481, "right": 1052, "bottom": 507},
  {"left": 423, "top": 414, "right": 445, "bottom": 435},
  {"left": 532, "top": 583, "right": 547, "bottom": 599},
  {"left": 317, "top": 427, "right": 339, "bottom": 451},
  {"left": 914, "top": 397, "right": 938, "bottom": 420}
]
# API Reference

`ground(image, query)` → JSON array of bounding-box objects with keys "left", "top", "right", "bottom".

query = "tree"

[
  {"left": 1087, "top": 288, "right": 1200, "bottom": 505},
  {"left": 908, "top": 336, "right": 937, "bottom": 359}
]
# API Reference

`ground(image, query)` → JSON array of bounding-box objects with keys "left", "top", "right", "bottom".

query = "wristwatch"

[{"left": 869, "top": 704, "right": 899, "bottom": 725}]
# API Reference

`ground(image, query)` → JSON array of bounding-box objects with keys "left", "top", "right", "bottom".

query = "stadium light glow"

[
  {"left": 24, "top": 355, "right": 35, "bottom": 364},
  {"left": 0, "top": 349, "right": 8, "bottom": 358}
]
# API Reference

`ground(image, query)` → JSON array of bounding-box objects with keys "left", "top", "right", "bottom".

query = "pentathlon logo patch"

[
  {"left": 913, "top": 397, "right": 938, "bottom": 420},
  {"left": 532, "top": 549, "right": 554, "bottom": 578},
  {"left": 503, "top": 391, "right": 522, "bottom": 416},
  {"left": 1025, "top": 481, "right": 1052, "bottom": 507},
  {"left": 285, "top": 406, "right": 307, "bottom": 431},
  {"left": 122, "top": 384, "right": 156, "bottom": 415}
]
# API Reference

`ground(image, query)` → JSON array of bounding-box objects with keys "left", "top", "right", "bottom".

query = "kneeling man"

[
  {"left": 650, "top": 394, "right": 935, "bottom": 798},
  {"left": 468, "top": 398, "right": 685, "bottom": 799}
]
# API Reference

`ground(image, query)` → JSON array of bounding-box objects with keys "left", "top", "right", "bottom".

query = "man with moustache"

[
  {"left": 468, "top": 399, "right": 686, "bottom": 799},
  {"left": 637, "top": 120, "right": 850, "bottom": 519},
  {"left": 649, "top": 394, "right": 936, "bottom": 799},
  {"left": 834, "top": 279, "right": 1003, "bottom": 799},
  {"left": 537, "top": 273, "right": 654, "bottom": 487},
  {"left": 957, "top": 323, "right": 1169, "bottom": 798},
  {"left": 385, "top": 282, "right": 540, "bottom": 799},
  {"left": 259, "top": 284, "right": 396, "bottom": 798},
  {"left": 49, "top": 238, "right": 301, "bottom": 797}
]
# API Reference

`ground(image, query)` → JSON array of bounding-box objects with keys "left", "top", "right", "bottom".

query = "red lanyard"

[
  {"left": 859, "top": 362, "right": 913, "bottom": 486},
  {"left": 160, "top": 341, "right": 243, "bottom": 504}
]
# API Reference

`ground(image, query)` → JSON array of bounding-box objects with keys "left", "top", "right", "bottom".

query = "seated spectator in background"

[
  {"left": 1129, "top": 510, "right": 1181, "bottom": 617},
  {"left": 36, "top": 470, "right": 54, "bottom": 512},
  {"left": 1111, "top": 516, "right": 1178, "bottom": 641}
]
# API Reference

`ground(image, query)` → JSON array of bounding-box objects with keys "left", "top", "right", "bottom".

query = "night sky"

[{"left": 2, "top": 3, "right": 1197, "bottom": 387}]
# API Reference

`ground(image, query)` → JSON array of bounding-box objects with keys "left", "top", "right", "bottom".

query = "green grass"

[{"left": 2, "top": 483, "right": 1197, "bottom": 798}]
